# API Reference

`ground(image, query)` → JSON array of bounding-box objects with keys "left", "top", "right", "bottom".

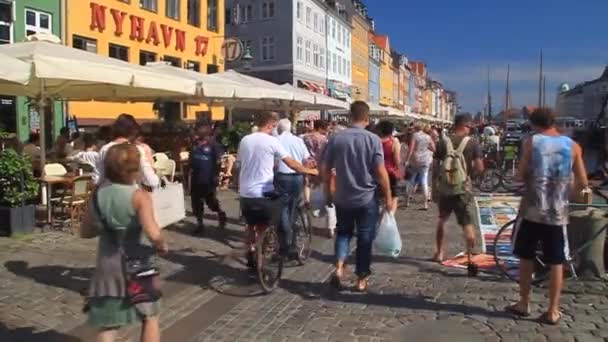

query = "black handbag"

[{"left": 91, "top": 189, "right": 162, "bottom": 304}]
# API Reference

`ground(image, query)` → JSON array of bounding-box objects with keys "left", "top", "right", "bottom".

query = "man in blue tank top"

[
  {"left": 507, "top": 108, "right": 588, "bottom": 325},
  {"left": 190, "top": 120, "right": 227, "bottom": 233}
]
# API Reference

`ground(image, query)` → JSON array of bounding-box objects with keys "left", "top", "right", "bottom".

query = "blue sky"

[{"left": 366, "top": 0, "right": 608, "bottom": 113}]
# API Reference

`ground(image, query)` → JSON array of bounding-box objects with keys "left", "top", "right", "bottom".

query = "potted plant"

[
  {"left": 218, "top": 122, "right": 252, "bottom": 153},
  {"left": 0, "top": 148, "right": 39, "bottom": 236}
]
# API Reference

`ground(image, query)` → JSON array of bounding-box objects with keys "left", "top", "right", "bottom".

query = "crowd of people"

[{"left": 61, "top": 101, "right": 589, "bottom": 341}]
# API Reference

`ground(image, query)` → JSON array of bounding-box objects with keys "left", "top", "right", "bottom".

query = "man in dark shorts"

[
  {"left": 506, "top": 108, "right": 588, "bottom": 325},
  {"left": 237, "top": 112, "right": 317, "bottom": 267},
  {"left": 190, "top": 120, "right": 227, "bottom": 234},
  {"left": 432, "top": 113, "right": 484, "bottom": 263}
]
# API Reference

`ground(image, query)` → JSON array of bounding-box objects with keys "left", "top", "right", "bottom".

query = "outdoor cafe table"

[{"left": 39, "top": 173, "right": 93, "bottom": 227}]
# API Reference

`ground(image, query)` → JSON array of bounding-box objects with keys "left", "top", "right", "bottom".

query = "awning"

[
  {"left": 299, "top": 80, "right": 323, "bottom": 94},
  {"left": 332, "top": 89, "right": 349, "bottom": 100}
]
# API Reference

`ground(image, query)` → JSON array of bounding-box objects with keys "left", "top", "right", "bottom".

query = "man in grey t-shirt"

[{"left": 323, "top": 101, "right": 393, "bottom": 292}]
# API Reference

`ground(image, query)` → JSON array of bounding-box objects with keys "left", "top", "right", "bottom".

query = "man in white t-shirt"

[{"left": 238, "top": 112, "right": 317, "bottom": 266}]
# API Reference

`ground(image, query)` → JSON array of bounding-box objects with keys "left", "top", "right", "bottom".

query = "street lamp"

[{"left": 241, "top": 47, "right": 253, "bottom": 71}]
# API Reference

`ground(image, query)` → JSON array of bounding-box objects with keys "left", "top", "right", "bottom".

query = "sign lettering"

[{"left": 88, "top": 2, "right": 210, "bottom": 56}]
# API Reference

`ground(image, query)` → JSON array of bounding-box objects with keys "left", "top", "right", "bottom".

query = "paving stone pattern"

[{"left": 0, "top": 192, "right": 607, "bottom": 341}]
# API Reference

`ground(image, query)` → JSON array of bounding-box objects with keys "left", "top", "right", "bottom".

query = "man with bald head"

[{"left": 275, "top": 118, "right": 311, "bottom": 258}]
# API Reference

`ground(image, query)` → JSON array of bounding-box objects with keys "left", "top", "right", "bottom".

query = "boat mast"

[
  {"left": 505, "top": 64, "right": 511, "bottom": 124},
  {"left": 487, "top": 65, "right": 492, "bottom": 123},
  {"left": 538, "top": 49, "right": 543, "bottom": 108}
]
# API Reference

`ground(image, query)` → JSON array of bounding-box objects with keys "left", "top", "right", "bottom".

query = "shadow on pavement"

[
  {"left": 162, "top": 249, "right": 265, "bottom": 298},
  {"left": 166, "top": 221, "right": 246, "bottom": 250},
  {"left": 280, "top": 278, "right": 513, "bottom": 320},
  {"left": 4, "top": 261, "right": 91, "bottom": 295},
  {"left": 0, "top": 322, "right": 82, "bottom": 342}
]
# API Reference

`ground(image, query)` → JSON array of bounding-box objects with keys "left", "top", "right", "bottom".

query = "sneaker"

[{"left": 218, "top": 212, "right": 227, "bottom": 229}]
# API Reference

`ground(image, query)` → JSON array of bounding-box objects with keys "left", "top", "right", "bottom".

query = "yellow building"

[
  {"left": 373, "top": 34, "right": 392, "bottom": 107},
  {"left": 66, "top": 0, "right": 225, "bottom": 125},
  {"left": 351, "top": 14, "right": 370, "bottom": 102}
]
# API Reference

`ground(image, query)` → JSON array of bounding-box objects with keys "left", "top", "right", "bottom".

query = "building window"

[
  {"left": 207, "top": 0, "right": 218, "bottom": 31},
  {"left": 109, "top": 43, "right": 129, "bottom": 62},
  {"left": 319, "top": 16, "right": 325, "bottom": 34},
  {"left": 313, "top": 12, "right": 318, "bottom": 32},
  {"left": 305, "top": 40, "right": 311, "bottom": 65},
  {"left": 73, "top": 35, "right": 97, "bottom": 53},
  {"left": 261, "top": 36, "right": 275, "bottom": 61},
  {"left": 140, "top": 0, "right": 157, "bottom": 12},
  {"left": 332, "top": 53, "right": 337, "bottom": 73},
  {"left": 0, "top": 2, "right": 11, "bottom": 44},
  {"left": 186, "top": 60, "right": 200, "bottom": 72},
  {"left": 187, "top": 0, "right": 200, "bottom": 26},
  {"left": 338, "top": 56, "right": 342, "bottom": 75},
  {"left": 163, "top": 55, "right": 181, "bottom": 67},
  {"left": 305, "top": 7, "right": 311, "bottom": 28},
  {"left": 207, "top": 64, "right": 219, "bottom": 74},
  {"left": 296, "top": 1, "right": 302, "bottom": 21},
  {"left": 296, "top": 36, "right": 303, "bottom": 62},
  {"left": 313, "top": 44, "right": 319, "bottom": 68},
  {"left": 346, "top": 31, "right": 350, "bottom": 48},
  {"left": 320, "top": 48, "right": 325, "bottom": 69},
  {"left": 139, "top": 50, "right": 156, "bottom": 65},
  {"left": 347, "top": 60, "right": 351, "bottom": 76},
  {"left": 25, "top": 9, "right": 52, "bottom": 37},
  {"left": 243, "top": 5, "right": 253, "bottom": 22},
  {"left": 331, "top": 20, "right": 336, "bottom": 39},
  {"left": 261, "top": 1, "right": 275, "bottom": 19},
  {"left": 166, "top": 0, "right": 180, "bottom": 19}
]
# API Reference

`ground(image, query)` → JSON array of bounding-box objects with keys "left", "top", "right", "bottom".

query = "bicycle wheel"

[
  {"left": 492, "top": 219, "right": 550, "bottom": 285},
  {"left": 256, "top": 227, "right": 283, "bottom": 293},
  {"left": 293, "top": 206, "right": 313, "bottom": 265},
  {"left": 475, "top": 168, "right": 502, "bottom": 192}
]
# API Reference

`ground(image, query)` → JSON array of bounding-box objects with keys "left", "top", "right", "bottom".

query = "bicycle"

[
  {"left": 292, "top": 199, "right": 313, "bottom": 265},
  {"left": 492, "top": 203, "right": 608, "bottom": 285}
]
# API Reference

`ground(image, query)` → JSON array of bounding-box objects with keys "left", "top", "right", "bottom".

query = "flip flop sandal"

[
  {"left": 537, "top": 312, "right": 562, "bottom": 325},
  {"left": 504, "top": 304, "right": 531, "bottom": 317},
  {"left": 355, "top": 278, "right": 369, "bottom": 293}
]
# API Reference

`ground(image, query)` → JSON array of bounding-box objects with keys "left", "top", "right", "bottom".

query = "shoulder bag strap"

[
  {"left": 456, "top": 137, "right": 471, "bottom": 154},
  {"left": 91, "top": 189, "right": 121, "bottom": 248},
  {"left": 444, "top": 136, "right": 455, "bottom": 154}
]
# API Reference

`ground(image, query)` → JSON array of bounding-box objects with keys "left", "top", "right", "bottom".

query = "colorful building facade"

[
  {"left": 0, "top": 0, "right": 64, "bottom": 141},
  {"left": 368, "top": 35, "right": 380, "bottom": 104},
  {"left": 372, "top": 34, "right": 392, "bottom": 107},
  {"left": 66, "top": 0, "right": 225, "bottom": 124},
  {"left": 350, "top": 10, "right": 370, "bottom": 101}
]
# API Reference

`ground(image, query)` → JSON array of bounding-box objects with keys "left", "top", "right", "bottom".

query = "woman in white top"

[
  {"left": 96, "top": 114, "right": 160, "bottom": 189},
  {"left": 406, "top": 124, "right": 435, "bottom": 210}
]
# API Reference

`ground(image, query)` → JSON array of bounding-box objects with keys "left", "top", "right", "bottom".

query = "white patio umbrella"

[
  {"left": 0, "top": 34, "right": 198, "bottom": 172},
  {"left": 0, "top": 53, "right": 31, "bottom": 85}
]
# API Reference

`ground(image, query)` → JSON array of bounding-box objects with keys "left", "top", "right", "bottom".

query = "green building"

[{"left": 0, "top": 0, "right": 64, "bottom": 143}]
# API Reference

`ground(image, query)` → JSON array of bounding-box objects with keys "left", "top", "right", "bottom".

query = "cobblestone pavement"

[{"left": 0, "top": 191, "right": 607, "bottom": 341}]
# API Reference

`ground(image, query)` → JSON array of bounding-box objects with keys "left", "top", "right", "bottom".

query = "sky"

[{"left": 365, "top": 0, "right": 608, "bottom": 114}]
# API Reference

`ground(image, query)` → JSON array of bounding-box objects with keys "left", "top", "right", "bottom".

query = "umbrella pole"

[
  {"left": 227, "top": 106, "right": 233, "bottom": 129},
  {"left": 38, "top": 82, "right": 47, "bottom": 177}
]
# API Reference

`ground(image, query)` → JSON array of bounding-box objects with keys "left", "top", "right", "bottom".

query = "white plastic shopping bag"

[
  {"left": 325, "top": 204, "right": 336, "bottom": 230},
  {"left": 374, "top": 212, "right": 402, "bottom": 257}
]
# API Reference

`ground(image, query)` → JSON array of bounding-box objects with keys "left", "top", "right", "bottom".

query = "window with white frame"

[
  {"left": 296, "top": 36, "right": 303, "bottom": 62},
  {"left": 347, "top": 59, "right": 351, "bottom": 76},
  {"left": 338, "top": 56, "right": 342, "bottom": 75},
  {"left": 313, "top": 12, "right": 318, "bottom": 32},
  {"left": 305, "top": 7, "right": 311, "bottom": 28},
  {"left": 332, "top": 53, "right": 337, "bottom": 73},
  {"left": 0, "top": 2, "right": 12, "bottom": 44},
  {"left": 319, "top": 16, "right": 325, "bottom": 34},
  {"left": 25, "top": 9, "right": 51, "bottom": 37},
  {"left": 243, "top": 5, "right": 253, "bottom": 22},
  {"left": 261, "top": 35, "right": 275, "bottom": 61},
  {"left": 332, "top": 20, "right": 336, "bottom": 39},
  {"left": 313, "top": 44, "right": 319, "bottom": 68},
  {"left": 140, "top": 0, "right": 157, "bottom": 12},
  {"left": 261, "top": 1, "right": 275, "bottom": 19},
  {"left": 319, "top": 48, "right": 325, "bottom": 69},
  {"left": 296, "top": 1, "right": 302, "bottom": 21},
  {"left": 305, "top": 40, "right": 311, "bottom": 65}
]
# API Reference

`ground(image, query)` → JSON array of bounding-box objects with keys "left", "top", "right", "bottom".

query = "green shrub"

[{"left": 0, "top": 149, "right": 39, "bottom": 207}]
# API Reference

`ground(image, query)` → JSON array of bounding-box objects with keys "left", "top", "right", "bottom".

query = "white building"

[
  {"left": 293, "top": 0, "right": 328, "bottom": 94},
  {"left": 325, "top": 2, "right": 352, "bottom": 101}
]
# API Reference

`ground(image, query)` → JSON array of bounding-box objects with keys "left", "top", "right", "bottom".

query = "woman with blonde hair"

[
  {"left": 406, "top": 123, "right": 435, "bottom": 209},
  {"left": 86, "top": 143, "right": 168, "bottom": 342}
]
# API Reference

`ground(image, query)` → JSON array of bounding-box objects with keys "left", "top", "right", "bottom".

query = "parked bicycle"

[{"left": 492, "top": 202, "right": 608, "bottom": 286}]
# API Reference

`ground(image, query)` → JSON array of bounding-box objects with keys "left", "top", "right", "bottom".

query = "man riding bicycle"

[{"left": 237, "top": 112, "right": 317, "bottom": 267}]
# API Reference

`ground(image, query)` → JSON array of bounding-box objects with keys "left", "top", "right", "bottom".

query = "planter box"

[{"left": 0, "top": 205, "right": 36, "bottom": 236}]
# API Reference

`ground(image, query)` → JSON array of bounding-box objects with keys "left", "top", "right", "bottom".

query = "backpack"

[{"left": 438, "top": 136, "right": 471, "bottom": 196}]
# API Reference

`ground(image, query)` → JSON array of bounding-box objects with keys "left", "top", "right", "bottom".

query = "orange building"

[
  {"left": 372, "top": 34, "right": 393, "bottom": 107},
  {"left": 65, "top": 0, "right": 225, "bottom": 125}
]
